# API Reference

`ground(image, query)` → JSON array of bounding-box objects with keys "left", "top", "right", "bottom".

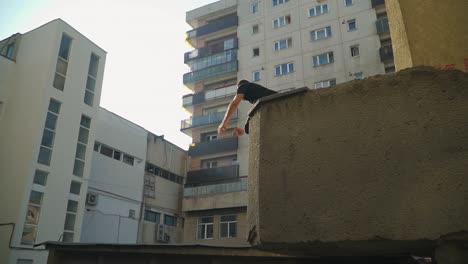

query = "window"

[
  {"left": 70, "top": 181, "right": 81, "bottom": 195},
  {"left": 123, "top": 154, "right": 134, "bottom": 166},
  {"left": 344, "top": 0, "right": 353, "bottom": 6},
  {"left": 253, "top": 47, "right": 260, "bottom": 57},
  {"left": 311, "top": 26, "right": 332, "bottom": 41},
  {"left": 164, "top": 215, "right": 177, "bottom": 226},
  {"left": 220, "top": 215, "right": 237, "bottom": 238},
  {"left": 145, "top": 162, "right": 183, "bottom": 185},
  {"left": 274, "top": 37, "right": 292, "bottom": 51},
  {"left": 347, "top": 19, "right": 357, "bottom": 31},
  {"left": 274, "top": 62, "right": 294, "bottom": 76},
  {"left": 63, "top": 200, "right": 78, "bottom": 242},
  {"left": 272, "top": 0, "right": 289, "bottom": 6},
  {"left": 21, "top": 191, "right": 44, "bottom": 245},
  {"left": 6, "top": 43, "right": 14, "bottom": 59},
  {"left": 197, "top": 217, "right": 214, "bottom": 239},
  {"left": 53, "top": 34, "right": 72, "bottom": 91},
  {"left": 73, "top": 115, "right": 91, "bottom": 177},
  {"left": 144, "top": 175, "right": 155, "bottom": 198},
  {"left": 202, "top": 132, "right": 218, "bottom": 142},
  {"left": 309, "top": 4, "right": 328, "bottom": 17},
  {"left": 272, "top": 15, "right": 291, "bottom": 28},
  {"left": 33, "top": 170, "right": 48, "bottom": 186},
  {"left": 312, "top": 52, "right": 334, "bottom": 66},
  {"left": 206, "top": 160, "right": 218, "bottom": 168},
  {"left": 252, "top": 2, "right": 258, "bottom": 13},
  {"left": 351, "top": 45, "right": 360, "bottom": 57},
  {"left": 253, "top": 71, "right": 261, "bottom": 82},
  {"left": 144, "top": 210, "right": 160, "bottom": 223},
  {"left": 85, "top": 54, "right": 99, "bottom": 106},
  {"left": 354, "top": 72, "right": 364, "bottom": 80},
  {"left": 252, "top": 24, "right": 259, "bottom": 34},
  {"left": 37, "top": 99, "right": 61, "bottom": 166},
  {"left": 314, "top": 79, "right": 337, "bottom": 89}
]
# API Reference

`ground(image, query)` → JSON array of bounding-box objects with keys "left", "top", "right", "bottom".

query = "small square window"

[
  {"left": 80, "top": 116, "right": 91, "bottom": 129},
  {"left": 253, "top": 71, "right": 261, "bottom": 82},
  {"left": 84, "top": 90, "right": 94, "bottom": 106},
  {"left": 33, "top": 170, "right": 48, "bottom": 186},
  {"left": 347, "top": 19, "right": 357, "bottom": 31},
  {"left": 252, "top": 24, "right": 259, "bottom": 34},
  {"left": 253, "top": 48, "right": 260, "bottom": 57},
  {"left": 48, "top": 99, "right": 61, "bottom": 114},
  {"left": 70, "top": 181, "right": 81, "bottom": 195},
  {"left": 354, "top": 72, "right": 364, "bottom": 80},
  {"left": 78, "top": 127, "right": 89, "bottom": 144},
  {"left": 73, "top": 159, "right": 85, "bottom": 177},
  {"left": 344, "top": 0, "right": 353, "bottom": 6},
  {"left": 67, "top": 200, "right": 78, "bottom": 213},
  {"left": 113, "top": 151, "right": 122, "bottom": 161},
  {"left": 75, "top": 143, "right": 86, "bottom": 160},
  {"left": 53, "top": 73, "right": 66, "bottom": 91},
  {"left": 123, "top": 154, "right": 134, "bottom": 166},
  {"left": 37, "top": 147, "right": 52, "bottom": 166},
  {"left": 351, "top": 45, "right": 360, "bottom": 57}
]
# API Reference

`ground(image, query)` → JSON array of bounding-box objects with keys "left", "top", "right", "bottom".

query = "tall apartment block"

[
  {"left": 181, "top": 0, "right": 394, "bottom": 244},
  {"left": 0, "top": 19, "right": 106, "bottom": 264}
]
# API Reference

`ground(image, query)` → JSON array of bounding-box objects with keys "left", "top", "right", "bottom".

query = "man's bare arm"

[{"left": 218, "top": 94, "right": 244, "bottom": 134}]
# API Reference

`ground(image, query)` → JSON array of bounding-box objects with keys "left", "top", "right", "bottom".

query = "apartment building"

[
  {"left": 0, "top": 19, "right": 106, "bottom": 264},
  {"left": 181, "top": 0, "right": 394, "bottom": 244}
]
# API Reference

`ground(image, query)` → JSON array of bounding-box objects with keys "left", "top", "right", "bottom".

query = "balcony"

[
  {"left": 181, "top": 110, "right": 238, "bottom": 131},
  {"left": 186, "top": 165, "right": 239, "bottom": 186},
  {"left": 186, "top": 14, "right": 238, "bottom": 41},
  {"left": 380, "top": 45, "right": 394, "bottom": 62},
  {"left": 371, "top": 0, "right": 385, "bottom": 8},
  {"left": 187, "top": 49, "right": 237, "bottom": 72},
  {"left": 376, "top": 18, "right": 390, "bottom": 34},
  {"left": 184, "top": 177, "right": 247, "bottom": 197},
  {"left": 183, "top": 60, "right": 238, "bottom": 85},
  {"left": 188, "top": 137, "right": 238, "bottom": 156},
  {"left": 184, "top": 38, "right": 238, "bottom": 63},
  {"left": 183, "top": 85, "right": 237, "bottom": 111}
]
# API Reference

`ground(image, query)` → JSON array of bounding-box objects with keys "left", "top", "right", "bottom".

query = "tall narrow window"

[
  {"left": 38, "top": 99, "right": 61, "bottom": 166},
  {"left": 253, "top": 47, "right": 260, "bottom": 57},
  {"left": 84, "top": 54, "right": 99, "bottom": 106},
  {"left": 220, "top": 215, "right": 237, "bottom": 238},
  {"left": 21, "top": 190, "right": 44, "bottom": 245},
  {"left": 63, "top": 200, "right": 78, "bottom": 242},
  {"left": 197, "top": 217, "right": 214, "bottom": 239},
  {"left": 252, "top": 2, "right": 259, "bottom": 13},
  {"left": 252, "top": 24, "right": 259, "bottom": 34},
  {"left": 53, "top": 34, "right": 72, "bottom": 91},
  {"left": 73, "top": 115, "right": 91, "bottom": 177},
  {"left": 6, "top": 43, "right": 14, "bottom": 59},
  {"left": 253, "top": 71, "right": 261, "bottom": 82}
]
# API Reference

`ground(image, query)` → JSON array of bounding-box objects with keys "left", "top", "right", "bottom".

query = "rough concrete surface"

[{"left": 247, "top": 67, "right": 468, "bottom": 256}]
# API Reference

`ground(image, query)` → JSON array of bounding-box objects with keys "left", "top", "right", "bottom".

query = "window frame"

[
  {"left": 312, "top": 52, "right": 334, "bottom": 67},
  {"left": 344, "top": 0, "right": 353, "bottom": 6},
  {"left": 273, "top": 37, "right": 292, "bottom": 51},
  {"left": 347, "top": 19, "right": 357, "bottom": 31},
  {"left": 314, "top": 79, "right": 337, "bottom": 89},
  {"left": 308, "top": 3, "right": 329, "bottom": 17},
  {"left": 219, "top": 215, "right": 237, "bottom": 239},
  {"left": 197, "top": 217, "right": 214, "bottom": 240},
  {"left": 351, "top": 45, "right": 360, "bottom": 57},
  {"left": 272, "top": 15, "right": 291, "bottom": 29},
  {"left": 252, "top": 70, "right": 261, "bottom": 82},
  {"left": 274, "top": 62, "right": 294, "bottom": 76},
  {"left": 311, "top": 26, "right": 332, "bottom": 41}
]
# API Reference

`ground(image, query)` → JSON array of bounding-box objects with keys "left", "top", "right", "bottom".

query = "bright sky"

[{"left": 0, "top": 0, "right": 218, "bottom": 150}]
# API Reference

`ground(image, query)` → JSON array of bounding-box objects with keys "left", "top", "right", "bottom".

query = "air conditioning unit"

[{"left": 86, "top": 193, "right": 98, "bottom": 206}]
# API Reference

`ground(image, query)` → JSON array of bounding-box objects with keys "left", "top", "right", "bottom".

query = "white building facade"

[{"left": 0, "top": 19, "right": 106, "bottom": 264}]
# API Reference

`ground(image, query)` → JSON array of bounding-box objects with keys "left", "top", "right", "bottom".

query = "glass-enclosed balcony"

[
  {"left": 380, "top": 45, "right": 394, "bottom": 62},
  {"left": 184, "top": 177, "right": 247, "bottom": 197},
  {"left": 186, "top": 14, "right": 238, "bottom": 41},
  {"left": 371, "top": 0, "right": 385, "bottom": 8},
  {"left": 188, "top": 137, "right": 238, "bottom": 157},
  {"left": 185, "top": 165, "right": 239, "bottom": 186},
  {"left": 183, "top": 60, "right": 238, "bottom": 85},
  {"left": 183, "top": 85, "right": 237, "bottom": 109},
  {"left": 180, "top": 110, "right": 237, "bottom": 130},
  {"left": 185, "top": 38, "right": 238, "bottom": 63},
  {"left": 376, "top": 17, "right": 390, "bottom": 34},
  {"left": 187, "top": 49, "right": 237, "bottom": 72}
]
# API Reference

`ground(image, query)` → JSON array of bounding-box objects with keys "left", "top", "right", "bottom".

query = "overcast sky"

[{"left": 0, "top": 0, "right": 218, "bottom": 150}]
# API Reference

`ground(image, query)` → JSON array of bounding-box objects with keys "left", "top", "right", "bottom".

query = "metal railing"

[
  {"left": 188, "top": 137, "right": 238, "bottom": 156},
  {"left": 185, "top": 38, "right": 238, "bottom": 63},
  {"left": 183, "top": 60, "right": 238, "bottom": 84},
  {"left": 183, "top": 85, "right": 237, "bottom": 107},
  {"left": 184, "top": 178, "right": 247, "bottom": 197},
  {"left": 186, "top": 165, "right": 239, "bottom": 185},
  {"left": 181, "top": 110, "right": 238, "bottom": 130}
]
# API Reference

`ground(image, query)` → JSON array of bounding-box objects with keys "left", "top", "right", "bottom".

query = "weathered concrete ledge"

[{"left": 247, "top": 67, "right": 468, "bottom": 258}]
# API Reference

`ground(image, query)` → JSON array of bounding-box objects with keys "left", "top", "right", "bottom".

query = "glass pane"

[
  {"left": 220, "top": 215, "right": 236, "bottom": 222},
  {"left": 220, "top": 223, "right": 228, "bottom": 238},
  {"left": 58, "top": 34, "right": 72, "bottom": 60},
  {"left": 289, "top": 63, "right": 294, "bottom": 72},
  {"left": 70, "top": 181, "right": 81, "bottom": 195},
  {"left": 75, "top": 143, "right": 86, "bottom": 160},
  {"left": 123, "top": 154, "right": 134, "bottom": 166},
  {"left": 229, "top": 222, "right": 237, "bottom": 237},
  {"left": 86, "top": 76, "right": 96, "bottom": 92},
  {"left": 53, "top": 73, "right": 66, "bottom": 91},
  {"left": 281, "top": 64, "right": 288, "bottom": 74},
  {"left": 78, "top": 127, "right": 89, "bottom": 144},
  {"left": 319, "top": 54, "right": 327, "bottom": 64},
  {"left": 64, "top": 213, "right": 76, "bottom": 231},
  {"left": 41, "top": 129, "right": 55, "bottom": 148},
  {"left": 88, "top": 54, "right": 99, "bottom": 78},
  {"left": 45, "top": 112, "right": 58, "bottom": 130},
  {"left": 80, "top": 116, "right": 91, "bottom": 128},
  {"left": 84, "top": 91, "right": 94, "bottom": 106},
  {"left": 197, "top": 225, "right": 205, "bottom": 239},
  {"left": 62, "top": 232, "right": 74, "bottom": 242},
  {"left": 37, "top": 147, "right": 52, "bottom": 166},
  {"left": 323, "top": 4, "right": 328, "bottom": 13},
  {"left": 48, "top": 99, "right": 61, "bottom": 114},
  {"left": 25, "top": 205, "right": 41, "bottom": 224},
  {"left": 100, "top": 145, "right": 113, "bottom": 157},
  {"left": 317, "top": 29, "right": 325, "bottom": 39},
  {"left": 29, "top": 190, "right": 43, "bottom": 205},
  {"left": 206, "top": 224, "right": 213, "bottom": 238},
  {"left": 21, "top": 225, "right": 37, "bottom": 245},
  {"left": 200, "top": 217, "right": 213, "bottom": 224},
  {"left": 33, "top": 170, "right": 48, "bottom": 186},
  {"left": 113, "top": 151, "right": 121, "bottom": 160},
  {"left": 56, "top": 57, "right": 68, "bottom": 76},
  {"left": 309, "top": 8, "right": 315, "bottom": 16},
  {"left": 94, "top": 142, "right": 100, "bottom": 151},
  {"left": 73, "top": 159, "right": 84, "bottom": 177},
  {"left": 326, "top": 26, "right": 332, "bottom": 37},
  {"left": 67, "top": 200, "right": 78, "bottom": 213}
]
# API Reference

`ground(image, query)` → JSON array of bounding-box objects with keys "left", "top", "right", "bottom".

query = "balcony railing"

[
  {"left": 188, "top": 137, "right": 238, "bottom": 156},
  {"left": 371, "top": 0, "right": 385, "bottom": 8},
  {"left": 380, "top": 45, "right": 394, "bottom": 62},
  {"left": 183, "top": 85, "right": 237, "bottom": 107},
  {"left": 376, "top": 18, "right": 390, "bottom": 34},
  {"left": 183, "top": 60, "right": 238, "bottom": 84},
  {"left": 181, "top": 110, "right": 238, "bottom": 130},
  {"left": 185, "top": 38, "right": 238, "bottom": 63},
  {"left": 187, "top": 49, "right": 237, "bottom": 72},
  {"left": 184, "top": 178, "right": 247, "bottom": 197},
  {"left": 186, "top": 165, "right": 239, "bottom": 186},
  {"left": 186, "top": 14, "right": 238, "bottom": 40}
]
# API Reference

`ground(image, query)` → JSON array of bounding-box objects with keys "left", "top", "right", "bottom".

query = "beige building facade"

[
  {"left": 181, "top": 0, "right": 393, "bottom": 245},
  {"left": 0, "top": 19, "right": 106, "bottom": 264}
]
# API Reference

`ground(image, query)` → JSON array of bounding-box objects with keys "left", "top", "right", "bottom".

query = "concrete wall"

[
  {"left": 387, "top": 0, "right": 468, "bottom": 71},
  {"left": 247, "top": 67, "right": 468, "bottom": 256}
]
